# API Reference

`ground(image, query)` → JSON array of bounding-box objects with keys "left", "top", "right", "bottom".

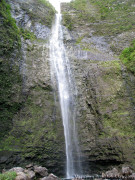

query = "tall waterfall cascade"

[{"left": 48, "top": 0, "right": 82, "bottom": 178}]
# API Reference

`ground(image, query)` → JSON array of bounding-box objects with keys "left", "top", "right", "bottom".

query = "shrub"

[
  {"left": 20, "top": 28, "right": 36, "bottom": 40},
  {"left": 0, "top": 171, "right": 17, "bottom": 180},
  {"left": 62, "top": 12, "right": 74, "bottom": 31},
  {"left": 120, "top": 40, "right": 135, "bottom": 74}
]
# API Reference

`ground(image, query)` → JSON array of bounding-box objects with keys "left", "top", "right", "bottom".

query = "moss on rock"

[
  {"left": 120, "top": 40, "right": 135, "bottom": 75},
  {"left": 0, "top": 0, "right": 23, "bottom": 141},
  {"left": 0, "top": 85, "right": 65, "bottom": 175},
  {"left": 0, "top": 0, "right": 21, "bottom": 56},
  {"left": 0, "top": 59, "right": 23, "bottom": 141},
  {"left": 21, "top": 0, "right": 55, "bottom": 28},
  {"left": 67, "top": 0, "right": 135, "bottom": 36}
]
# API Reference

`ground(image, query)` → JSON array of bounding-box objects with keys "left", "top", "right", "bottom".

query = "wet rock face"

[
  {"left": 0, "top": 0, "right": 135, "bottom": 176},
  {"left": 61, "top": 2, "right": 135, "bottom": 174},
  {"left": 0, "top": 0, "right": 65, "bottom": 176}
]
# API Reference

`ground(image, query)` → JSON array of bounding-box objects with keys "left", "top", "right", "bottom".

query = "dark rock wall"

[{"left": 61, "top": 2, "right": 135, "bottom": 174}]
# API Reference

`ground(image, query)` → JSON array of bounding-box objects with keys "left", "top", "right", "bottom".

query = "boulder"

[
  {"left": 9, "top": 167, "right": 24, "bottom": 173},
  {"left": 24, "top": 170, "right": 35, "bottom": 179},
  {"left": 48, "top": 173, "right": 59, "bottom": 180},
  {"left": 129, "top": 173, "right": 135, "bottom": 179},
  {"left": 101, "top": 172, "right": 106, "bottom": 178},
  {"left": 34, "top": 165, "right": 48, "bottom": 177},
  {"left": 2, "top": 169, "right": 6, "bottom": 173},
  {"left": 25, "top": 164, "right": 34, "bottom": 169},
  {"left": 40, "top": 173, "right": 59, "bottom": 180},
  {"left": 15, "top": 172, "right": 28, "bottom": 180},
  {"left": 105, "top": 168, "right": 120, "bottom": 178},
  {"left": 122, "top": 166, "right": 132, "bottom": 177}
]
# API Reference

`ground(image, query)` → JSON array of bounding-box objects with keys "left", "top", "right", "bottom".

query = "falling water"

[{"left": 49, "top": 0, "right": 82, "bottom": 178}]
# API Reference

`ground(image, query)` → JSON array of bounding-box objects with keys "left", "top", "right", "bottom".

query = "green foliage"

[
  {"left": 103, "top": 111, "right": 135, "bottom": 138},
  {"left": 120, "top": 40, "right": 135, "bottom": 74},
  {"left": 0, "top": 0, "right": 21, "bottom": 56},
  {"left": 20, "top": 28, "right": 36, "bottom": 40},
  {"left": 76, "top": 36, "right": 84, "bottom": 44},
  {"left": 37, "top": 0, "right": 55, "bottom": 26},
  {"left": 0, "top": 171, "right": 17, "bottom": 180},
  {"left": 25, "top": 0, "right": 55, "bottom": 27},
  {"left": 62, "top": 12, "right": 73, "bottom": 31},
  {"left": 70, "top": 0, "right": 87, "bottom": 12},
  {"left": 0, "top": 59, "right": 23, "bottom": 140},
  {"left": 0, "top": 0, "right": 23, "bottom": 142},
  {"left": 69, "top": 0, "right": 135, "bottom": 35},
  {"left": 38, "top": 0, "right": 55, "bottom": 11},
  {"left": 70, "top": 0, "right": 97, "bottom": 22},
  {"left": 0, "top": 85, "right": 65, "bottom": 173},
  {"left": 97, "top": 60, "right": 135, "bottom": 139}
]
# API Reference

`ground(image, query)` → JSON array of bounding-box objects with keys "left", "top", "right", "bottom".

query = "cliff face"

[
  {"left": 0, "top": 0, "right": 65, "bottom": 176},
  {"left": 61, "top": 0, "right": 135, "bottom": 174},
  {"left": 0, "top": 0, "right": 135, "bottom": 176}
]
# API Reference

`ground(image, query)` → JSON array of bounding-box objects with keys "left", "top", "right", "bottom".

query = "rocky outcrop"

[
  {"left": 102, "top": 166, "right": 134, "bottom": 179},
  {"left": 2, "top": 165, "right": 59, "bottom": 180},
  {"left": 34, "top": 166, "right": 48, "bottom": 177},
  {"left": 40, "top": 173, "right": 59, "bottom": 180}
]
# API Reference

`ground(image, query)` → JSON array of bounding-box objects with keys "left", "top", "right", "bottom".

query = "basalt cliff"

[{"left": 0, "top": 0, "right": 135, "bottom": 176}]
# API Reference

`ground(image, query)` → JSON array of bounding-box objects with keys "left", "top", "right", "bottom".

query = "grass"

[
  {"left": 0, "top": 172, "right": 17, "bottom": 180},
  {"left": 120, "top": 40, "right": 135, "bottom": 75},
  {"left": 20, "top": 28, "right": 36, "bottom": 40},
  {"left": 67, "top": 0, "right": 135, "bottom": 36}
]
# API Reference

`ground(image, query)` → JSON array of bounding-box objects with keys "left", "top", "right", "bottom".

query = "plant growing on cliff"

[
  {"left": 0, "top": 60, "right": 23, "bottom": 141},
  {"left": 0, "top": 171, "right": 17, "bottom": 180},
  {"left": 62, "top": 12, "right": 74, "bottom": 31},
  {"left": 0, "top": 0, "right": 23, "bottom": 142},
  {"left": 38, "top": 0, "right": 55, "bottom": 11},
  {"left": 20, "top": 28, "right": 36, "bottom": 40},
  {"left": 120, "top": 40, "right": 135, "bottom": 74},
  {"left": 69, "top": 0, "right": 135, "bottom": 35},
  {"left": 36, "top": 0, "right": 55, "bottom": 27},
  {"left": 0, "top": 0, "right": 21, "bottom": 56}
]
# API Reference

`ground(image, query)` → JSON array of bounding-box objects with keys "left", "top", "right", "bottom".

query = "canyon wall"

[{"left": 0, "top": 0, "right": 135, "bottom": 176}]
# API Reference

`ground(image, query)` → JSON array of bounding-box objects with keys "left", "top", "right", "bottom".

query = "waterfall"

[{"left": 49, "top": 0, "right": 82, "bottom": 178}]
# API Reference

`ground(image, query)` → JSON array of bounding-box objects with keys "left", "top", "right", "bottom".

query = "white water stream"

[{"left": 49, "top": 0, "right": 82, "bottom": 178}]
